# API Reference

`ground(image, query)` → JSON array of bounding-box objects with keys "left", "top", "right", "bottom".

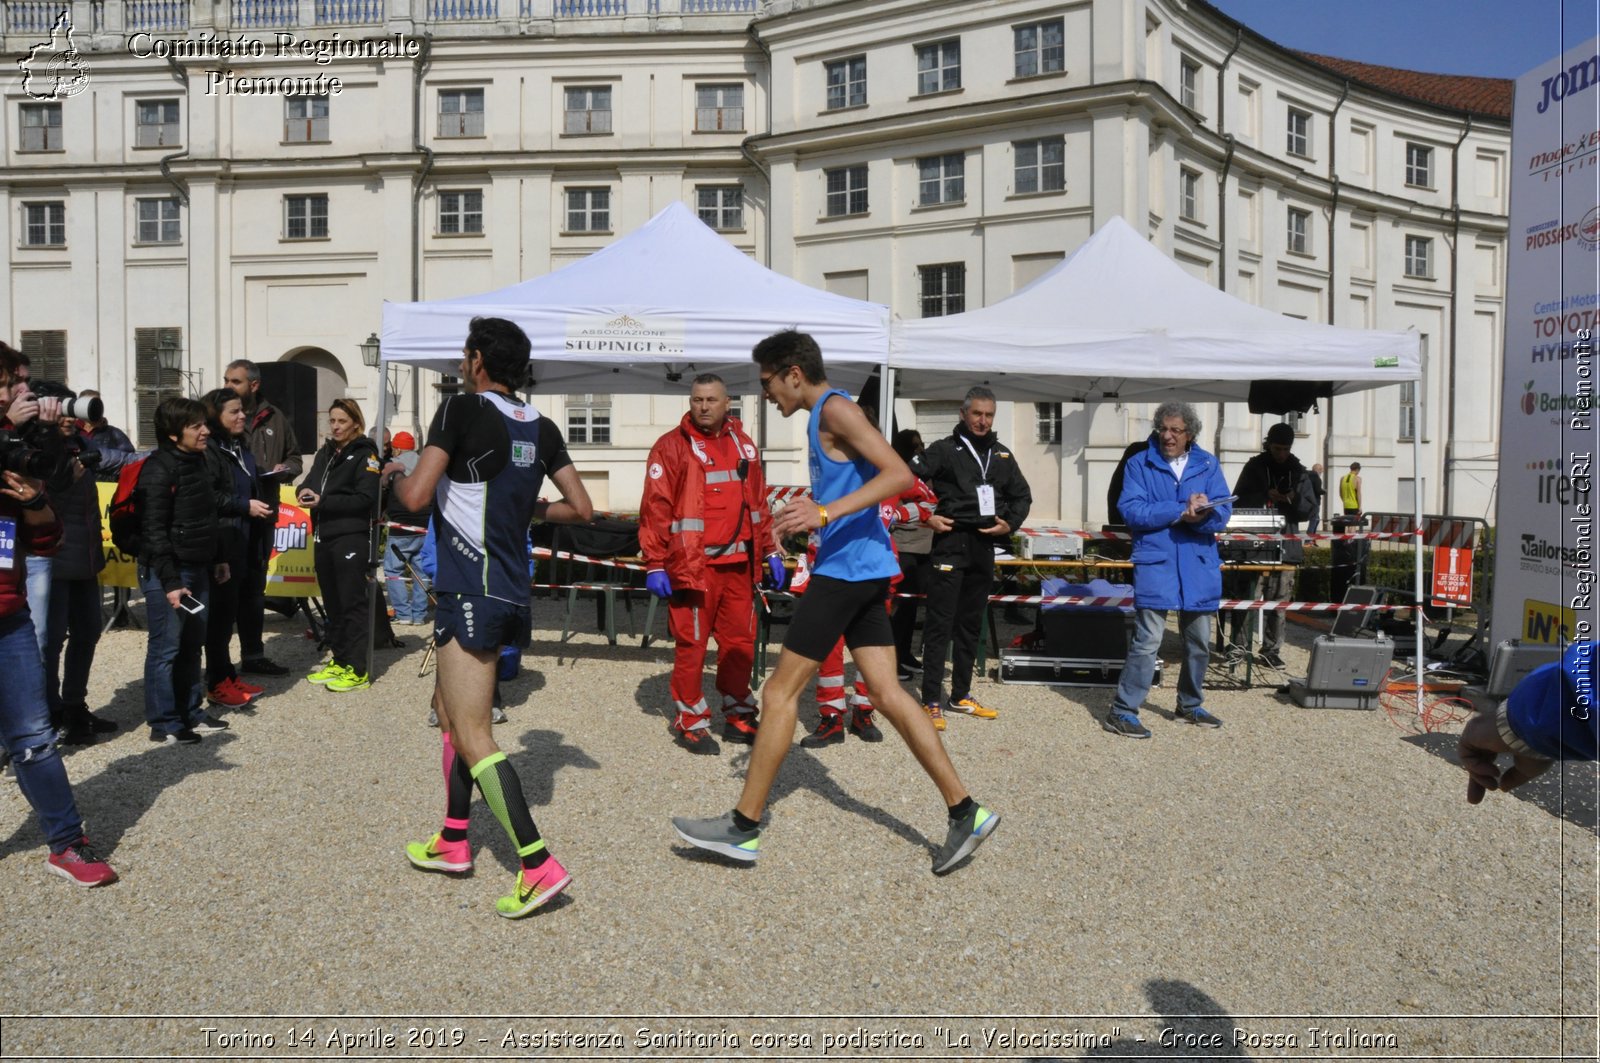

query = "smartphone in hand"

[{"left": 177, "top": 592, "right": 205, "bottom": 614}]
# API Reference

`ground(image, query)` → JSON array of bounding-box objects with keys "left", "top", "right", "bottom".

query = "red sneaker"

[
  {"left": 231, "top": 676, "right": 265, "bottom": 698},
  {"left": 671, "top": 711, "right": 720, "bottom": 755},
  {"left": 47, "top": 839, "right": 118, "bottom": 887},
  {"left": 206, "top": 681, "right": 251, "bottom": 709}
]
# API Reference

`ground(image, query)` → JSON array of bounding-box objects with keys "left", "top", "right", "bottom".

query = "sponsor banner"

[
  {"left": 97, "top": 484, "right": 319, "bottom": 597},
  {"left": 1495, "top": 37, "right": 1600, "bottom": 647},
  {"left": 563, "top": 312, "right": 685, "bottom": 356}
]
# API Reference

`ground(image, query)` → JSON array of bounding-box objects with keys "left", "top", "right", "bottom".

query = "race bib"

[
  {"left": 976, "top": 484, "right": 996, "bottom": 518},
  {"left": 0, "top": 517, "right": 15, "bottom": 571}
]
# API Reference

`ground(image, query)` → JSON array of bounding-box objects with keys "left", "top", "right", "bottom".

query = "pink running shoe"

[
  {"left": 404, "top": 833, "right": 473, "bottom": 874},
  {"left": 495, "top": 857, "right": 571, "bottom": 919}
]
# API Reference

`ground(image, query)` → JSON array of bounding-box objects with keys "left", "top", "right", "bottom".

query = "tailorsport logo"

[
  {"left": 1521, "top": 533, "right": 1591, "bottom": 567},
  {"left": 18, "top": 7, "right": 90, "bottom": 100}
]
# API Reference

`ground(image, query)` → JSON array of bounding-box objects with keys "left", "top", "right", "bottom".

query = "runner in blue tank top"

[
  {"left": 673, "top": 329, "right": 1000, "bottom": 875},
  {"left": 386, "top": 316, "right": 594, "bottom": 918}
]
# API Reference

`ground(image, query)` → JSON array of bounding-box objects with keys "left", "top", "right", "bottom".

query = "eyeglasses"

[
  {"left": 1157, "top": 425, "right": 1190, "bottom": 437},
  {"left": 759, "top": 365, "right": 793, "bottom": 396}
]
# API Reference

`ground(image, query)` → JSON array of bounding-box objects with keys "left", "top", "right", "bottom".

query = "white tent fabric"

[
  {"left": 891, "top": 215, "right": 1419, "bottom": 403},
  {"left": 380, "top": 201, "right": 891, "bottom": 396}
]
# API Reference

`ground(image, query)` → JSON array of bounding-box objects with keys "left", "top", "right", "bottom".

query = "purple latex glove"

[
  {"left": 646, "top": 570, "right": 673, "bottom": 599},
  {"left": 762, "top": 554, "right": 787, "bottom": 590}
]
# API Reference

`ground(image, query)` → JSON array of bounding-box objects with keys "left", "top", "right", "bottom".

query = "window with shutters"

[
  {"left": 20, "top": 103, "right": 62, "bottom": 152},
  {"left": 695, "top": 83, "right": 744, "bottom": 132},
  {"left": 133, "top": 326, "right": 183, "bottom": 446},
  {"left": 135, "top": 99, "right": 180, "bottom": 148},
  {"left": 18, "top": 331, "right": 67, "bottom": 384},
  {"left": 284, "top": 95, "right": 330, "bottom": 143}
]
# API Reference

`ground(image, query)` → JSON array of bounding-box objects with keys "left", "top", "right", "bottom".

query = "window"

[
  {"left": 917, "top": 153, "right": 964, "bottom": 206},
  {"left": 1179, "top": 167, "right": 1200, "bottom": 221},
  {"left": 825, "top": 56, "right": 867, "bottom": 110},
  {"left": 1399, "top": 337, "right": 1426, "bottom": 440},
  {"left": 285, "top": 95, "right": 330, "bottom": 142},
  {"left": 19, "top": 103, "right": 62, "bottom": 152},
  {"left": 696, "top": 185, "right": 743, "bottom": 231},
  {"left": 916, "top": 39, "right": 960, "bottom": 95},
  {"left": 1404, "top": 234, "right": 1433, "bottom": 278},
  {"left": 566, "top": 394, "right": 611, "bottom": 445},
  {"left": 1014, "top": 136, "right": 1065, "bottom": 194},
  {"left": 919, "top": 263, "right": 965, "bottom": 317},
  {"left": 284, "top": 194, "right": 329, "bottom": 240},
  {"left": 1286, "top": 207, "right": 1311, "bottom": 254},
  {"left": 824, "top": 165, "right": 869, "bottom": 217},
  {"left": 563, "top": 86, "right": 612, "bottom": 135},
  {"left": 1281, "top": 412, "right": 1306, "bottom": 435},
  {"left": 1014, "top": 19, "right": 1064, "bottom": 77},
  {"left": 438, "top": 89, "right": 484, "bottom": 138},
  {"left": 565, "top": 188, "right": 611, "bottom": 233},
  {"left": 1405, "top": 142, "right": 1433, "bottom": 187},
  {"left": 438, "top": 190, "right": 483, "bottom": 235},
  {"left": 1036, "top": 402, "right": 1062, "bottom": 445},
  {"left": 1286, "top": 107, "right": 1311, "bottom": 157},
  {"left": 22, "top": 202, "right": 65, "bottom": 247},
  {"left": 136, "top": 197, "right": 182, "bottom": 244},
  {"left": 134, "top": 326, "right": 182, "bottom": 446},
  {"left": 19, "top": 331, "right": 67, "bottom": 383},
  {"left": 135, "top": 99, "right": 180, "bottom": 148},
  {"left": 1180, "top": 57, "right": 1200, "bottom": 110},
  {"left": 695, "top": 83, "right": 744, "bottom": 132}
]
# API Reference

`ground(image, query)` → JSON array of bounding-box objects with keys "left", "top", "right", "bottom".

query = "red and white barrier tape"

[{"left": 1016, "top": 526, "right": 1426, "bottom": 543}]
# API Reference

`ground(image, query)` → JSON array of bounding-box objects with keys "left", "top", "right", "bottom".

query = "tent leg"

[{"left": 1414, "top": 437, "right": 1424, "bottom": 719}]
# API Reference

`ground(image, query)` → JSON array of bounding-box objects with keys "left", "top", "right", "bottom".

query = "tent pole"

[
  {"left": 1414, "top": 434, "right": 1424, "bottom": 718},
  {"left": 370, "top": 357, "right": 391, "bottom": 688},
  {"left": 880, "top": 365, "right": 895, "bottom": 436}
]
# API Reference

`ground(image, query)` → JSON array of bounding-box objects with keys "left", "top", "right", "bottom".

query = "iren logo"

[{"left": 1538, "top": 52, "right": 1600, "bottom": 114}]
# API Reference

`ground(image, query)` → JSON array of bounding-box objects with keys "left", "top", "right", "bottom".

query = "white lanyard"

[{"left": 958, "top": 436, "right": 993, "bottom": 483}]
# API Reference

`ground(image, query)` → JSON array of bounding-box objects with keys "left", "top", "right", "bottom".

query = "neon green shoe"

[
  {"left": 495, "top": 857, "right": 571, "bottom": 918},
  {"left": 306, "top": 662, "right": 347, "bottom": 685},
  {"left": 326, "top": 670, "right": 370, "bottom": 692}
]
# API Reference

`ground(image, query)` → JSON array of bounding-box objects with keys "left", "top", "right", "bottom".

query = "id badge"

[
  {"left": 976, "top": 484, "right": 996, "bottom": 518},
  {"left": 0, "top": 517, "right": 14, "bottom": 571}
]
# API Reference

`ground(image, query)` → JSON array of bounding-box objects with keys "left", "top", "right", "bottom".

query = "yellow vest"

[{"left": 1340, "top": 472, "right": 1360, "bottom": 509}]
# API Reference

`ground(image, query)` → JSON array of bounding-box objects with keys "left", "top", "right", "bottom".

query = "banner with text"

[{"left": 1494, "top": 38, "right": 1600, "bottom": 646}]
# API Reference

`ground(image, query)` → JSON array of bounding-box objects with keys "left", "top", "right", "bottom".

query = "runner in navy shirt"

[{"left": 386, "top": 317, "right": 593, "bottom": 919}]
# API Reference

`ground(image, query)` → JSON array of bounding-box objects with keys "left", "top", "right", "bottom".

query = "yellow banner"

[{"left": 96, "top": 481, "right": 320, "bottom": 597}]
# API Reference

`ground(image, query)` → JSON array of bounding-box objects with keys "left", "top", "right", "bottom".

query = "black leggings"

[
  {"left": 205, "top": 548, "right": 245, "bottom": 687},
  {"left": 315, "top": 532, "right": 372, "bottom": 676}
]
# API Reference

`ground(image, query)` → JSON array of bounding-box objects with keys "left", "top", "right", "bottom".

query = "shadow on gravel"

[
  {"left": 633, "top": 673, "right": 676, "bottom": 725},
  {"left": 1024, "top": 978, "right": 1250, "bottom": 1062},
  {"left": 0, "top": 732, "right": 239, "bottom": 861},
  {"left": 724, "top": 743, "right": 931, "bottom": 852},
  {"left": 1402, "top": 731, "right": 1600, "bottom": 834},
  {"left": 466, "top": 729, "right": 600, "bottom": 876}
]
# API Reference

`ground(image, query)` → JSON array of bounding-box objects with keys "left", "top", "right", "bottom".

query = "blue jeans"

[
  {"left": 383, "top": 532, "right": 429, "bottom": 623},
  {"left": 46, "top": 576, "right": 103, "bottom": 711},
  {"left": 139, "top": 564, "right": 209, "bottom": 735},
  {"left": 0, "top": 608, "right": 84, "bottom": 851},
  {"left": 24, "top": 554, "right": 50, "bottom": 657},
  {"left": 1113, "top": 607, "right": 1211, "bottom": 715}
]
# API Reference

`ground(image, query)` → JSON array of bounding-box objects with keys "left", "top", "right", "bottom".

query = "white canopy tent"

[
  {"left": 890, "top": 215, "right": 1419, "bottom": 403},
  {"left": 379, "top": 201, "right": 891, "bottom": 398}
]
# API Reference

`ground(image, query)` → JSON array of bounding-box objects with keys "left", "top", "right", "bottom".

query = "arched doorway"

[{"left": 283, "top": 347, "right": 349, "bottom": 447}]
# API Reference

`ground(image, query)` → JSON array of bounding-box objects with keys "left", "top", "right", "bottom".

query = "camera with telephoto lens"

[
  {"left": 0, "top": 427, "right": 60, "bottom": 480},
  {"left": 28, "top": 380, "right": 103, "bottom": 423}
]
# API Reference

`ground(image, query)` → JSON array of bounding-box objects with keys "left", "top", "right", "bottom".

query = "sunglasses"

[{"left": 759, "top": 365, "right": 793, "bottom": 396}]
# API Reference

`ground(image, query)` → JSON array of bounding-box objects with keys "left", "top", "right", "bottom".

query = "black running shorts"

[
  {"left": 782, "top": 575, "right": 894, "bottom": 662},
  {"left": 434, "top": 592, "right": 532, "bottom": 652}
]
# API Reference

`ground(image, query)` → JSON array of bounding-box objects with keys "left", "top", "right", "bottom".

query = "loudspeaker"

[
  {"left": 1248, "top": 379, "right": 1331, "bottom": 415},
  {"left": 257, "top": 361, "right": 318, "bottom": 454}
]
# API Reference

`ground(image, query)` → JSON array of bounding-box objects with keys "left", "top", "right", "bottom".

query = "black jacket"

[
  {"left": 1233, "top": 451, "right": 1314, "bottom": 527},
  {"left": 47, "top": 436, "right": 105, "bottom": 582},
  {"left": 208, "top": 436, "right": 268, "bottom": 565},
  {"left": 137, "top": 442, "right": 241, "bottom": 592},
  {"left": 911, "top": 424, "right": 1032, "bottom": 553},
  {"left": 302, "top": 435, "right": 380, "bottom": 541}
]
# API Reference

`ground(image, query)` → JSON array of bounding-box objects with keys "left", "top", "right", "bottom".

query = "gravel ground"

[{"left": 1, "top": 600, "right": 1596, "bottom": 1061}]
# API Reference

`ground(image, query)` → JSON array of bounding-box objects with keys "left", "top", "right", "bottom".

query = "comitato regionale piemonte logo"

[{"left": 18, "top": 7, "right": 91, "bottom": 100}]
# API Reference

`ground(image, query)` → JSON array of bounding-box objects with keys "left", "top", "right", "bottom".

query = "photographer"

[
  {"left": 45, "top": 411, "right": 118, "bottom": 744},
  {"left": 0, "top": 342, "right": 116, "bottom": 885}
]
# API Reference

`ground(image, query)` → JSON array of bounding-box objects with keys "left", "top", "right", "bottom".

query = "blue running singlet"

[{"left": 806, "top": 389, "right": 899, "bottom": 582}]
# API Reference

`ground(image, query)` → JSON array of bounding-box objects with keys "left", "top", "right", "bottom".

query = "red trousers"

[{"left": 669, "top": 562, "right": 755, "bottom": 707}]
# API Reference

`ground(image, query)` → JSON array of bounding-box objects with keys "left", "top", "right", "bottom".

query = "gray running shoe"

[
  {"left": 671, "top": 812, "right": 760, "bottom": 863},
  {"left": 491, "top": 705, "right": 508, "bottom": 725},
  {"left": 932, "top": 803, "right": 1001, "bottom": 875}
]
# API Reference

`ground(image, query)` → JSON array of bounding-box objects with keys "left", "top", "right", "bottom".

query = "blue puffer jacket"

[
  {"left": 1118, "top": 437, "right": 1232, "bottom": 611},
  {"left": 1506, "top": 640, "right": 1598, "bottom": 761}
]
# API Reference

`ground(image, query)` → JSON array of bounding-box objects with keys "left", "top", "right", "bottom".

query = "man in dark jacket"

[
  {"left": 1103, "top": 401, "right": 1231, "bottom": 738},
  {"left": 910, "top": 386, "right": 1031, "bottom": 727},
  {"left": 1227, "top": 422, "right": 1312, "bottom": 668},
  {"left": 225, "top": 359, "right": 302, "bottom": 676},
  {"left": 137, "top": 396, "right": 241, "bottom": 744},
  {"left": 45, "top": 419, "right": 117, "bottom": 745}
]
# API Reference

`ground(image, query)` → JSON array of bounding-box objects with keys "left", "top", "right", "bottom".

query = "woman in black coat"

[
  {"left": 299, "top": 399, "right": 380, "bottom": 690},
  {"left": 202, "top": 389, "right": 274, "bottom": 709}
]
